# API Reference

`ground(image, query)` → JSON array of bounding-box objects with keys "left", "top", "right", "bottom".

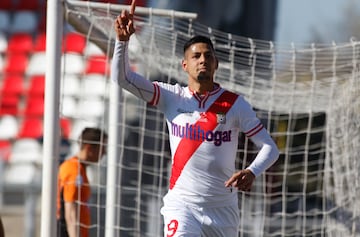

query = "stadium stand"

[
  {"left": 26, "top": 52, "right": 47, "bottom": 75},
  {"left": 0, "top": 95, "right": 20, "bottom": 116},
  {"left": 27, "top": 75, "right": 45, "bottom": 97},
  {"left": 33, "top": 32, "right": 46, "bottom": 52},
  {"left": 63, "top": 32, "right": 86, "bottom": 54},
  {"left": 0, "top": 140, "right": 11, "bottom": 162},
  {"left": 84, "top": 55, "right": 109, "bottom": 74},
  {"left": 0, "top": 115, "right": 18, "bottom": 140},
  {"left": 1, "top": 74, "right": 26, "bottom": 97},
  {"left": 0, "top": 1, "right": 140, "bottom": 236}
]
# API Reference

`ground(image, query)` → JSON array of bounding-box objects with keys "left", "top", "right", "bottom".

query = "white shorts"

[{"left": 160, "top": 199, "right": 240, "bottom": 237}]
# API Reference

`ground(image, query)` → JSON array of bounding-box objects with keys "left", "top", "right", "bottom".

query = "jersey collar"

[{"left": 189, "top": 83, "right": 222, "bottom": 108}]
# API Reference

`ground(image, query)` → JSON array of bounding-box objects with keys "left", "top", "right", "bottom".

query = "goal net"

[{"left": 58, "top": 0, "right": 360, "bottom": 236}]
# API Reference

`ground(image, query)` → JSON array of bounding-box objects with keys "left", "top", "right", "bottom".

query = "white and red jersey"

[{"left": 111, "top": 40, "right": 279, "bottom": 207}]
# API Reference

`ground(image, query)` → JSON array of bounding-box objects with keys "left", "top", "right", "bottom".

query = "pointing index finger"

[{"left": 130, "top": 0, "right": 136, "bottom": 16}]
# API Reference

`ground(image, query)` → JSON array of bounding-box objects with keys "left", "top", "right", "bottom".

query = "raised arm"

[{"left": 111, "top": 0, "right": 155, "bottom": 102}]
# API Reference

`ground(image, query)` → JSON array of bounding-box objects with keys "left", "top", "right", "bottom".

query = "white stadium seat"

[
  {"left": 60, "top": 96, "right": 78, "bottom": 118},
  {"left": 0, "top": 115, "right": 19, "bottom": 140},
  {"left": 9, "top": 138, "right": 42, "bottom": 164},
  {"left": 26, "top": 52, "right": 47, "bottom": 75},
  {"left": 61, "top": 74, "right": 81, "bottom": 97},
  {"left": 0, "top": 32, "right": 7, "bottom": 52},
  {"left": 80, "top": 74, "right": 108, "bottom": 98},
  {"left": 61, "top": 53, "right": 85, "bottom": 75}
]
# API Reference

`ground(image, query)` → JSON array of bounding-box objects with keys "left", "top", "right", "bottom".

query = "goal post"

[
  {"left": 41, "top": 0, "right": 360, "bottom": 236},
  {"left": 40, "top": 0, "right": 63, "bottom": 237}
]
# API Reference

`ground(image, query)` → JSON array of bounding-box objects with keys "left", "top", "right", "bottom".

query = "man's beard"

[{"left": 197, "top": 72, "right": 210, "bottom": 81}]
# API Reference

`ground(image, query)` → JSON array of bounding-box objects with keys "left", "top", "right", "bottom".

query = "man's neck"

[{"left": 188, "top": 78, "right": 214, "bottom": 95}]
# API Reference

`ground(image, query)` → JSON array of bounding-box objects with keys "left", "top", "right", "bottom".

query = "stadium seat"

[
  {"left": 9, "top": 138, "right": 42, "bottom": 163},
  {"left": 26, "top": 52, "right": 46, "bottom": 75},
  {"left": 60, "top": 117, "right": 72, "bottom": 139},
  {"left": 0, "top": 95, "right": 20, "bottom": 116},
  {"left": 27, "top": 75, "right": 45, "bottom": 97},
  {"left": 76, "top": 99, "right": 105, "bottom": 119},
  {"left": 17, "top": 118, "right": 43, "bottom": 138},
  {"left": 10, "top": 11, "right": 39, "bottom": 34},
  {"left": 33, "top": 32, "right": 46, "bottom": 51},
  {"left": 80, "top": 74, "right": 107, "bottom": 98},
  {"left": 0, "top": 11, "right": 11, "bottom": 32},
  {"left": 84, "top": 55, "right": 109, "bottom": 74},
  {"left": 23, "top": 96, "right": 44, "bottom": 117},
  {"left": 4, "top": 53, "right": 29, "bottom": 74},
  {"left": 0, "top": 115, "right": 19, "bottom": 140},
  {"left": 60, "top": 96, "right": 77, "bottom": 118},
  {"left": 61, "top": 53, "right": 85, "bottom": 75},
  {"left": 5, "top": 138, "right": 42, "bottom": 185},
  {"left": 61, "top": 75, "right": 81, "bottom": 97},
  {"left": 0, "top": 140, "right": 11, "bottom": 162},
  {"left": 0, "top": 32, "right": 8, "bottom": 52},
  {"left": 84, "top": 41, "right": 105, "bottom": 56},
  {"left": 63, "top": 32, "right": 86, "bottom": 54},
  {"left": 1, "top": 74, "right": 26, "bottom": 96},
  {"left": 4, "top": 163, "right": 38, "bottom": 186},
  {"left": 7, "top": 33, "right": 33, "bottom": 53}
]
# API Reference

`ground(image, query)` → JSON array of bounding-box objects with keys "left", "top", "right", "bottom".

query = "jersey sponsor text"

[{"left": 171, "top": 122, "right": 231, "bottom": 146}]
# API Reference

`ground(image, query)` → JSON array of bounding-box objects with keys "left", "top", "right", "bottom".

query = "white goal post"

[{"left": 41, "top": 0, "right": 360, "bottom": 236}]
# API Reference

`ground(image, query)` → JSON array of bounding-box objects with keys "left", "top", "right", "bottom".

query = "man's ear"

[
  {"left": 182, "top": 59, "right": 187, "bottom": 72},
  {"left": 215, "top": 57, "right": 219, "bottom": 70}
]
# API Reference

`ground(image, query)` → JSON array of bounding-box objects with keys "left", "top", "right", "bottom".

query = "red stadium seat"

[
  {"left": 63, "top": 32, "right": 86, "bottom": 54},
  {"left": 0, "top": 95, "right": 20, "bottom": 116},
  {"left": 0, "top": 140, "right": 11, "bottom": 162},
  {"left": 7, "top": 33, "right": 33, "bottom": 53},
  {"left": 27, "top": 75, "right": 45, "bottom": 97},
  {"left": 0, "top": 74, "right": 26, "bottom": 96},
  {"left": 85, "top": 55, "right": 109, "bottom": 74},
  {"left": 60, "top": 118, "right": 72, "bottom": 139},
  {"left": 17, "top": 118, "right": 43, "bottom": 138},
  {"left": 23, "top": 96, "right": 44, "bottom": 117},
  {"left": 3, "top": 53, "right": 29, "bottom": 74},
  {"left": 33, "top": 32, "right": 46, "bottom": 51}
]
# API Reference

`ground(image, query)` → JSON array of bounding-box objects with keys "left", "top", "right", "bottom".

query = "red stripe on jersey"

[
  {"left": 245, "top": 123, "right": 264, "bottom": 137},
  {"left": 169, "top": 90, "right": 239, "bottom": 189},
  {"left": 149, "top": 83, "right": 160, "bottom": 106}
]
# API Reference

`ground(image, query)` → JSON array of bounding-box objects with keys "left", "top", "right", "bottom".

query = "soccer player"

[
  {"left": 112, "top": 1, "right": 279, "bottom": 236},
  {"left": 57, "top": 127, "right": 107, "bottom": 237}
]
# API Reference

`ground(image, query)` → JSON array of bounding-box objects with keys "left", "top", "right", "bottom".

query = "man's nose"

[{"left": 199, "top": 54, "right": 206, "bottom": 63}]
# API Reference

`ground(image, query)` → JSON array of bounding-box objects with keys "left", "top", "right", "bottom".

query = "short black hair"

[
  {"left": 79, "top": 127, "right": 108, "bottom": 148},
  {"left": 183, "top": 35, "right": 215, "bottom": 53}
]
